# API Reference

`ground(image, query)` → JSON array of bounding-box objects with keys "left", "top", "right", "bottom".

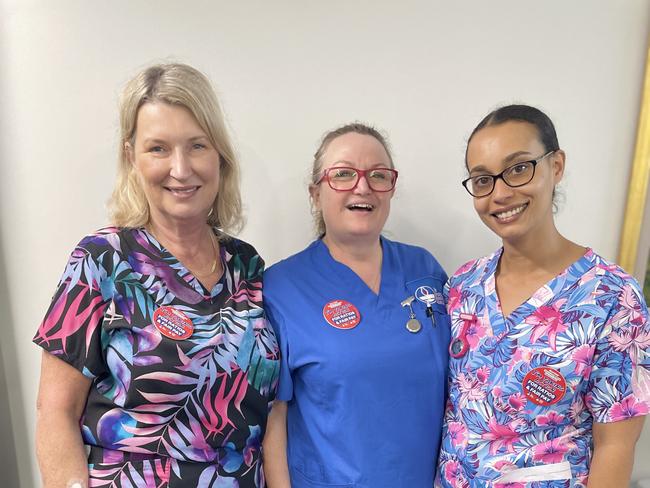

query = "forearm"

[
  {"left": 36, "top": 411, "right": 89, "bottom": 488},
  {"left": 587, "top": 444, "right": 635, "bottom": 488},
  {"left": 263, "top": 401, "right": 291, "bottom": 488},
  {"left": 263, "top": 445, "right": 291, "bottom": 487}
]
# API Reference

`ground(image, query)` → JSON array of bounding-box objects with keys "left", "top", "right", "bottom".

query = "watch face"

[{"left": 450, "top": 338, "right": 466, "bottom": 358}]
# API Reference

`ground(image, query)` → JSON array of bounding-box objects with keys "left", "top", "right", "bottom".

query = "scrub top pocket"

[{"left": 405, "top": 275, "right": 447, "bottom": 318}]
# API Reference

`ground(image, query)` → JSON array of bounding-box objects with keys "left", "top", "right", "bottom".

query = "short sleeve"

[
  {"left": 264, "top": 301, "right": 293, "bottom": 401},
  {"left": 585, "top": 278, "right": 650, "bottom": 423},
  {"left": 33, "top": 243, "right": 111, "bottom": 379}
]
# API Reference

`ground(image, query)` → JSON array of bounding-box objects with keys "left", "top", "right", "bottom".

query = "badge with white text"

[
  {"left": 323, "top": 300, "right": 361, "bottom": 330},
  {"left": 522, "top": 366, "right": 567, "bottom": 406},
  {"left": 153, "top": 306, "right": 194, "bottom": 340}
]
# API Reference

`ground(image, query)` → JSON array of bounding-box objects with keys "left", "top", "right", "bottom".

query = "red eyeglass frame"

[{"left": 316, "top": 166, "right": 399, "bottom": 192}]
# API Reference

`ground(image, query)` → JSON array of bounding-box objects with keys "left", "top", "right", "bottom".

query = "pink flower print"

[
  {"left": 481, "top": 417, "right": 523, "bottom": 455},
  {"left": 457, "top": 373, "right": 486, "bottom": 405},
  {"left": 443, "top": 460, "right": 469, "bottom": 488},
  {"left": 492, "top": 460, "right": 516, "bottom": 471},
  {"left": 634, "top": 365, "right": 650, "bottom": 401},
  {"left": 608, "top": 395, "right": 649, "bottom": 421},
  {"left": 526, "top": 305, "right": 568, "bottom": 350},
  {"left": 447, "top": 421, "right": 468, "bottom": 448},
  {"left": 448, "top": 287, "right": 462, "bottom": 312},
  {"left": 492, "top": 459, "right": 517, "bottom": 473},
  {"left": 569, "top": 396, "right": 585, "bottom": 422},
  {"left": 507, "top": 346, "right": 533, "bottom": 374},
  {"left": 535, "top": 410, "right": 565, "bottom": 427},
  {"left": 466, "top": 319, "right": 487, "bottom": 348},
  {"left": 507, "top": 392, "right": 527, "bottom": 411},
  {"left": 609, "top": 326, "right": 650, "bottom": 363},
  {"left": 618, "top": 285, "right": 645, "bottom": 325},
  {"left": 532, "top": 438, "right": 571, "bottom": 464},
  {"left": 492, "top": 387, "right": 520, "bottom": 415},
  {"left": 476, "top": 365, "right": 491, "bottom": 383},
  {"left": 492, "top": 460, "right": 527, "bottom": 488},
  {"left": 492, "top": 393, "right": 511, "bottom": 415},
  {"left": 571, "top": 344, "right": 595, "bottom": 379}
]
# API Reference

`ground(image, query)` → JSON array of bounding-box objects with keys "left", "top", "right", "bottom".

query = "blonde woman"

[{"left": 34, "top": 63, "right": 279, "bottom": 487}]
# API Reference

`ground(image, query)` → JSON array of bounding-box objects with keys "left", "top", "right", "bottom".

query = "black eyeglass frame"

[
  {"left": 316, "top": 166, "right": 399, "bottom": 192},
  {"left": 461, "top": 151, "right": 556, "bottom": 198}
]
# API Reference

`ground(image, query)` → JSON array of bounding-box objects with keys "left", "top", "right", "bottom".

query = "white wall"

[{"left": 1, "top": 1, "right": 649, "bottom": 486}]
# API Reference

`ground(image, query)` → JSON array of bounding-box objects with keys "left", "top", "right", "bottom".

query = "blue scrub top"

[{"left": 264, "top": 237, "right": 450, "bottom": 488}]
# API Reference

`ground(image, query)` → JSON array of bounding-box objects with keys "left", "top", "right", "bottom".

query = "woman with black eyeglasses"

[
  {"left": 262, "top": 123, "right": 450, "bottom": 487},
  {"left": 436, "top": 105, "right": 649, "bottom": 487}
]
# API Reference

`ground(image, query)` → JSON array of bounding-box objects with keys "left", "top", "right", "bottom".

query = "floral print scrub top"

[
  {"left": 34, "top": 227, "right": 280, "bottom": 487},
  {"left": 436, "top": 248, "right": 650, "bottom": 488}
]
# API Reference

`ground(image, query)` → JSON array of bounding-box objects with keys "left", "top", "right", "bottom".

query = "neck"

[
  {"left": 323, "top": 233, "right": 383, "bottom": 293},
  {"left": 500, "top": 219, "right": 579, "bottom": 276},
  {"left": 322, "top": 233, "right": 382, "bottom": 265},
  {"left": 148, "top": 217, "right": 213, "bottom": 257}
]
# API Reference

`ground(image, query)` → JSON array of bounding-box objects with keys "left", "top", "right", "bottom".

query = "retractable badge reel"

[
  {"left": 400, "top": 296, "right": 422, "bottom": 333},
  {"left": 449, "top": 313, "right": 475, "bottom": 358}
]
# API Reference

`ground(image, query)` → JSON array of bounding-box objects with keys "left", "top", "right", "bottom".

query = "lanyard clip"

[
  {"left": 459, "top": 312, "right": 476, "bottom": 323},
  {"left": 449, "top": 313, "right": 476, "bottom": 359}
]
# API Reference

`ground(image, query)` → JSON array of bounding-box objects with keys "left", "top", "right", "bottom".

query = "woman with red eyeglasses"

[
  {"left": 262, "top": 123, "right": 450, "bottom": 487},
  {"left": 436, "top": 105, "right": 649, "bottom": 487}
]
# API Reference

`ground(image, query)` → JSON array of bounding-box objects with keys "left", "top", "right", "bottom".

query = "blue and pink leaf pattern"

[
  {"left": 436, "top": 248, "right": 650, "bottom": 488},
  {"left": 34, "top": 227, "right": 280, "bottom": 487}
]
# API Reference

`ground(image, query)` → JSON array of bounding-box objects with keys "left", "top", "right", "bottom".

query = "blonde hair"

[
  {"left": 108, "top": 63, "right": 243, "bottom": 237},
  {"left": 309, "top": 122, "right": 394, "bottom": 237}
]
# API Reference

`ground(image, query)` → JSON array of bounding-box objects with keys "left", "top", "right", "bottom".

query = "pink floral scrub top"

[{"left": 436, "top": 248, "right": 650, "bottom": 488}]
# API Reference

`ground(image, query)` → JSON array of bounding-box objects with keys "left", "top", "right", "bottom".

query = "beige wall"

[{"left": 1, "top": 0, "right": 649, "bottom": 486}]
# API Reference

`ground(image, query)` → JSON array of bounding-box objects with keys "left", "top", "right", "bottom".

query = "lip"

[
  {"left": 491, "top": 202, "right": 528, "bottom": 223},
  {"left": 165, "top": 185, "right": 201, "bottom": 198},
  {"left": 345, "top": 202, "right": 375, "bottom": 212}
]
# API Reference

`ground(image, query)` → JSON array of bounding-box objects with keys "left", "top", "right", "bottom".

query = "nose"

[
  {"left": 353, "top": 173, "right": 372, "bottom": 194},
  {"left": 169, "top": 147, "right": 192, "bottom": 180},
  {"left": 490, "top": 176, "right": 514, "bottom": 201}
]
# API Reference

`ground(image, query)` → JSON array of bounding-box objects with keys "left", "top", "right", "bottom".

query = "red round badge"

[
  {"left": 322, "top": 300, "right": 361, "bottom": 330},
  {"left": 522, "top": 366, "right": 567, "bottom": 406},
  {"left": 153, "top": 306, "right": 194, "bottom": 340}
]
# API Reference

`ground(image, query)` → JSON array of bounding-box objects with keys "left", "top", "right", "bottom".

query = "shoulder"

[
  {"left": 584, "top": 250, "right": 646, "bottom": 305},
  {"left": 586, "top": 250, "right": 640, "bottom": 285},
  {"left": 220, "top": 235, "right": 265, "bottom": 279},
  {"left": 265, "top": 241, "right": 319, "bottom": 285},
  {"left": 383, "top": 237, "right": 447, "bottom": 279},
  {"left": 449, "top": 249, "right": 499, "bottom": 288},
  {"left": 73, "top": 226, "right": 130, "bottom": 256},
  {"left": 53, "top": 227, "right": 131, "bottom": 286},
  {"left": 221, "top": 234, "right": 262, "bottom": 261}
]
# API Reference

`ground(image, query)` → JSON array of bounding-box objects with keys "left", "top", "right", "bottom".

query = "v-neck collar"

[
  {"left": 315, "top": 236, "right": 393, "bottom": 302},
  {"left": 482, "top": 247, "right": 595, "bottom": 334},
  {"left": 139, "top": 227, "right": 227, "bottom": 298}
]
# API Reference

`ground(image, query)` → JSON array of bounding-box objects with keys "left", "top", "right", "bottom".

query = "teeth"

[
  {"left": 347, "top": 203, "right": 374, "bottom": 211},
  {"left": 495, "top": 204, "right": 526, "bottom": 220}
]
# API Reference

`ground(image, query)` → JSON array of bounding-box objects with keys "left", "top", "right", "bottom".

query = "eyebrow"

[
  {"left": 141, "top": 135, "right": 210, "bottom": 145},
  {"left": 329, "top": 160, "right": 391, "bottom": 168},
  {"left": 468, "top": 150, "right": 533, "bottom": 175}
]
